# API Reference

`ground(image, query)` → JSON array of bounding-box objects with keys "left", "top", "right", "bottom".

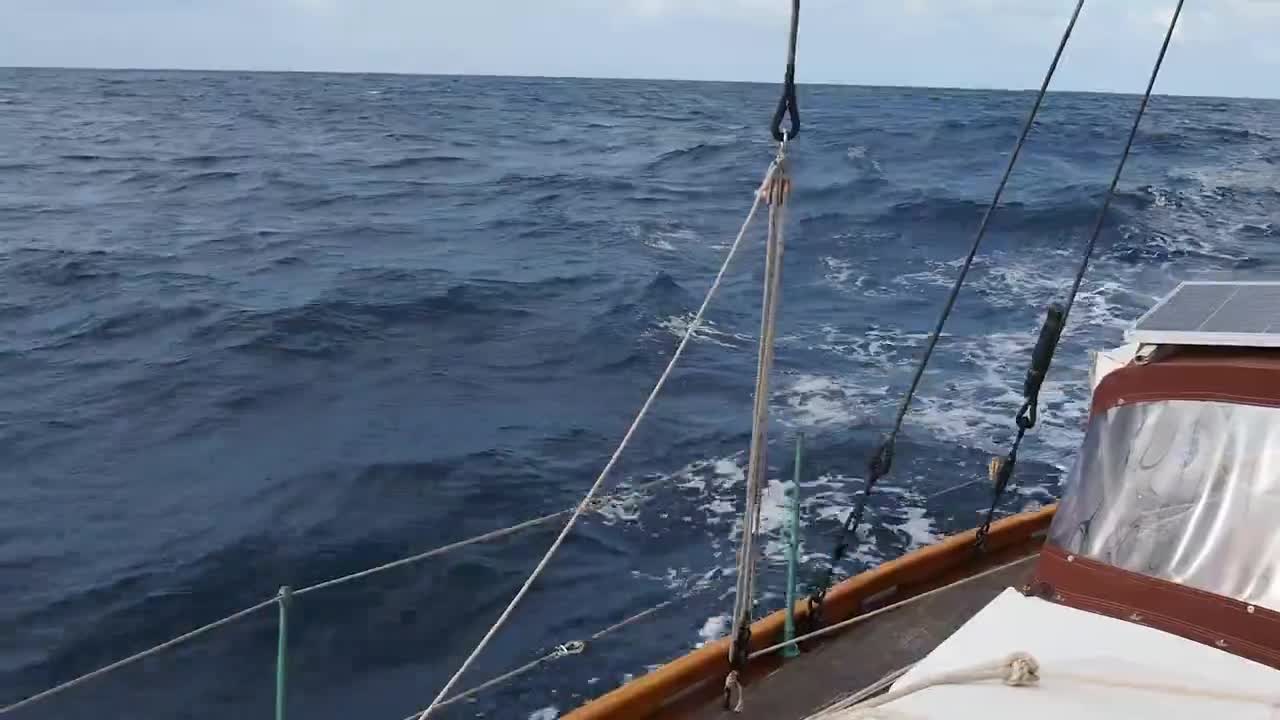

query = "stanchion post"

[
  {"left": 276, "top": 585, "right": 292, "bottom": 720},
  {"left": 784, "top": 433, "right": 803, "bottom": 658}
]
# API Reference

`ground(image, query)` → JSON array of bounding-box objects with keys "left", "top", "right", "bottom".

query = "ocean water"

[{"left": 1, "top": 68, "right": 1277, "bottom": 719}]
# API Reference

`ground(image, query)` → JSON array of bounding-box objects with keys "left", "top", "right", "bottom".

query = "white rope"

[
  {"left": 416, "top": 160, "right": 781, "bottom": 719},
  {"left": 926, "top": 478, "right": 984, "bottom": 501},
  {"left": 1049, "top": 672, "right": 1280, "bottom": 706},
  {"left": 0, "top": 597, "right": 278, "bottom": 715},
  {"left": 296, "top": 509, "right": 571, "bottom": 597},
  {"left": 729, "top": 148, "right": 789, "bottom": 654},
  {"left": 403, "top": 588, "right": 702, "bottom": 718},
  {"left": 726, "top": 147, "right": 790, "bottom": 714},
  {"left": 589, "top": 599, "right": 675, "bottom": 640},
  {"left": 817, "top": 662, "right": 918, "bottom": 714},
  {"left": 749, "top": 553, "right": 1038, "bottom": 660},
  {"left": 809, "top": 650, "right": 1280, "bottom": 719},
  {"left": 808, "top": 652, "right": 1040, "bottom": 719},
  {"left": 413, "top": 641, "right": 586, "bottom": 715}
]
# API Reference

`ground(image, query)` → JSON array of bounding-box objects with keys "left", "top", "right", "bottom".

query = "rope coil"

[
  {"left": 554, "top": 641, "right": 586, "bottom": 657},
  {"left": 809, "top": 652, "right": 1040, "bottom": 719},
  {"left": 809, "top": 649, "right": 1280, "bottom": 719}
]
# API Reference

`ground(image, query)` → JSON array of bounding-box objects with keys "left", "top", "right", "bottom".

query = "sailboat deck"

[{"left": 686, "top": 556, "right": 1035, "bottom": 720}]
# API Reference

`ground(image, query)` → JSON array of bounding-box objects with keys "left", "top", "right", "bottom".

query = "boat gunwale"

[{"left": 565, "top": 504, "right": 1057, "bottom": 720}]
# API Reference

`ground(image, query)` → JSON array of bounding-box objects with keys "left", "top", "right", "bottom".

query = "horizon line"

[{"left": 3, "top": 64, "right": 1278, "bottom": 102}]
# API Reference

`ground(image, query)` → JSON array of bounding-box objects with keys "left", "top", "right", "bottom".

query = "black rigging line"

[
  {"left": 1062, "top": 0, "right": 1183, "bottom": 325},
  {"left": 805, "top": 0, "right": 1086, "bottom": 622},
  {"left": 974, "top": 303, "right": 1064, "bottom": 552},
  {"left": 974, "top": 0, "right": 1185, "bottom": 548},
  {"left": 771, "top": 0, "right": 801, "bottom": 141}
]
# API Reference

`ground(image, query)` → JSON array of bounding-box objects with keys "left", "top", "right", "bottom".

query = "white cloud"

[
  {"left": 285, "top": 0, "right": 338, "bottom": 12},
  {"left": 618, "top": 0, "right": 789, "bottom": 23},
  {"left": 0, "top": 0, "right": 1276, "bottom": 96}
]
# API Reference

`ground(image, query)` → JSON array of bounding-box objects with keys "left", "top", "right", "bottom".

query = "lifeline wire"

[{"left": 416, "top": 160, "right": 782, "bottom": 719}]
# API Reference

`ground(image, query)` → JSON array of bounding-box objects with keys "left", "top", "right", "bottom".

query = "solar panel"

[{"left": 1127, "top": 281, "right": 1280, "bottom": 347}]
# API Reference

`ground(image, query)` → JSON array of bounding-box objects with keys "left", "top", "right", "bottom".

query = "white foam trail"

[
  {"left": 697, "top": 614, "right": 729, "bottom": 647},
  {"left": 822, "top": 256, "right": 856, "bottom": 285},
  {"left": 652, "top": 313, "right": 752, "bottom": 349},
  {"left": 778, "top": 373, "right": 887, "bottom": 428}
]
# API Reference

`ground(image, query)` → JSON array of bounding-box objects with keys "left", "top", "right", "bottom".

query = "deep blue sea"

[{"left": 1, "top": 68, "right": 1277, "bottom": 719}]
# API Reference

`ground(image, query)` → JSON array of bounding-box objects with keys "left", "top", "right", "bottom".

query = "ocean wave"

[
  {"left": 183, "top": 170, "right": 242, "bottom": 182},
  {"left": 626, "top": 222, "right": 701, "bottom": 253},
  {"left": 57, "top": 153, "right": 113, "bottom": 162},
  {"left": 165, "top": 170, "right": 245, "bottom": 194},
  {"left": 493, "top": 171, "right": 640, "bottom": 196},
  {"left": 652, "top": 313, "right": 753, "bottom": 350},
  {"left": 805, "top": 174, "right": 888, "bottom": 201},
  {"left": 170, "top": 153, "right": 254, "bottom": 167},
  {"left": 777, "top": 373, "right": 887, "bottom": 428},
  {"left": 602, "top": 272, "right": 688, "bottom": 319},
  {"left": 1109, "top": 227, "right": 1255, "bottom": 265},
  {"left": 367, "top": 155, "right": 467, "bottom": 169},
  {"left": 654, "top": 448, "right": 952, "bottom": 587},
  {"left": 140, "top": 270, "right": 605, "bottom": 362},
  {"left": 63, "top": 303, "right": 209, "bottom": 344},
  {"left": 1136, "top": 129, "right": 1194, "bottom": 153},
  {"left": 7, "top": 74, "right": 1279, "bottom": 719},
  {"left": 1234, "top": 222, "right": 1276, "bottom": 238},
  {"left": 880, "top": 190, "right": 1132, "bottom": 235},
  {"left": 1, "top": 247, "right": 176, "bottom": 288},
  {"left": 845, "top": 144, "right": 884, "bottom": 174},
  {"left": 646, "top": 141, "right": 735, "bottom": 170},
  {"left": 7, "top": 534, "right": 277, "bottom": 686},
  {"left": 1195, "top": 124, "right": 1273, "bottom": 143},
  {"left": 210, "top": 286, "right": 537, "bottom": 358}
]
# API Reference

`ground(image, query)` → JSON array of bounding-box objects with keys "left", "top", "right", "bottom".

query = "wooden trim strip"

[
  {"left": 1033, "top": 543, "right": 1280, "bottom": 670},
  {"left": 1091, "top": 348, "right": 1280, "bottom": 416},
  {"left": 566, "top": 504, "right": 1056, "bottom": 720}
]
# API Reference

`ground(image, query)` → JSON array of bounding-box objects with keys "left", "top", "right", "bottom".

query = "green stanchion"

[
  {"left": 276, "top": 585, "right": 291, "bottom": 720},
  {"left": 783, "top": 433, "right": 803, "bottom": 658}
]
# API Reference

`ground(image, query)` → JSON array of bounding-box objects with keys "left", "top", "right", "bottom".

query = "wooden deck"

[
  {"left": 566, "top": 508, "right": 1054, "bottom": 720},
  {"left": 685, "top": 557, "right": 1035, "bottom": 720}
]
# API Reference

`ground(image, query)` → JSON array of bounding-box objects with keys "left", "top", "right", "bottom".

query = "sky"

[{"left": 1, "top": 0, "right": 1279, "bottom": 98}]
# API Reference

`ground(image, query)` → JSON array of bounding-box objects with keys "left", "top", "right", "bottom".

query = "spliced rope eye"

[{"left": 770, "top": 0, "right": 801, "bottom": 141}]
